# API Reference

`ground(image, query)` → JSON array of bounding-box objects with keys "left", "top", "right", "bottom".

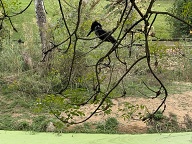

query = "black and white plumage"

[{"left": 87, "top": 21, "right": 117, "bottom": 44}]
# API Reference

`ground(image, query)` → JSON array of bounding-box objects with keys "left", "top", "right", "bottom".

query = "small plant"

[
  {"left": 153, "top": 110, "right": 164, "bottom": 121},
  {"left": 31, "top": 116, "right": 48, "bottom": 132},
  {"left": 96, "top": 117, "right": 119, "bottom": 133},
  {"left": 147, "top": 112, "right": 180, "bottom": 133},
  {"left": 105, "top": 117, "right": 119, "bottom": 131},
  {"left": 0, "top": 115, "right": 15, "bottom": 130},
  {"left": 15, "top": 121, "right": 31, "bottom": 131},
  {"left": 184, "top": 114, "right": 192, "bottom": 131},
  {"left": 53, "top": 121, "right": 65, "bottom": 133}
]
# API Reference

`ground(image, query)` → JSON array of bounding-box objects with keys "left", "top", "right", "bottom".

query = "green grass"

[
  {"left": 8, "top": 0, "right": 37, "bottom": 40},
  {"left": 10, "top": 0, "right": 174, "bottom": 40},
  {"left": 150, "top": 0, "right": 175, "bottom": 39}
]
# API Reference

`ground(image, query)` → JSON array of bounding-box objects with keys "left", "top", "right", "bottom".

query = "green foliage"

[
  {"left": 1, "top": 0, "right": 21, "bottom": 14},
  {"left": 0, "top": 114, "right": 15, "bottom": 130},
  {"left": 35, "top": 94, "right": 85, "bottom": 123},
  {"left": 31, "top": 116, "right": 48, "bottom": 132},
  {"left": 167, "top": 0, "right": 192, "bottom": 38},
  {"left": 105, "top": 117, "right": 119, "bottom": 130},
  {"left": 149, "top": 0, "right": 174, "bottom": 39},
  {"left": 68, "top": 122, "right": 96, "bottom": 133},
  {"left": 119, "top": 102, "right": 146, "bottom": 120},
  {"left": 0, "top": 41, "right": 24, "bottom": 74},
  {"left": 96, "top": 117, "right": 119, "bottom": 133},
  {"left": 0, "top": 0, "right": 21, "bottom": 47},
  {"left": 15, "top": 121, "right": 31, "bottom": 131},
  {"left": 50, "top": 49, "right": 91, "bottom": 90},
  {"left": 149, "top": 41, "right": 168, "bottom": 58},
  {"left": 147, "top": 113, "right": 181, "bottom": 133},
  {"left": 153, "top": 110, "right": 164, "bottom": 121},
  {"left": 182, "top": 1, "right": 192, "bottom": 24}
]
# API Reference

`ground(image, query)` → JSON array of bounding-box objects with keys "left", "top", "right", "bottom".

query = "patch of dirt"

[{"left": 68, "top": 91, "right": 192, "bottom": 133}]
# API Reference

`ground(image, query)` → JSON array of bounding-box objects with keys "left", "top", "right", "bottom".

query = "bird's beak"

[{"left": 87, "top": 30, "right": 93, "bottom": 37}]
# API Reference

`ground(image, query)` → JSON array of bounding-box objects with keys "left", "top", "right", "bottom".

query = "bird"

[
  {"left": 13, "top": 39, "right": 24, "bottom": 44},
  {"left": 18, "top": 39, "right": 24, "bottom": 44},
  {"left": 87, "top": 21, "right": 117, "bottom": 44}
]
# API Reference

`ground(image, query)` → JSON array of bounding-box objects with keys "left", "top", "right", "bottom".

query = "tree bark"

[{"left": 35, "top": 0, "right": 51, "bottom": 68}]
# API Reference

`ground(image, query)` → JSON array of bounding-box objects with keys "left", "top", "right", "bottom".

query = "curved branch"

[
  {"left": 0, "top": 0, "right": 33, "bottom": 32},
  {"left": 142, "top": 16, "right": 168, "bottom": 121},
  {"left": 63, "top": 0, "right": 76, "bottom": 9},
  {"left": 150, "top": 10, "right": 192, "bottom": 28},
  {"left": 72, "top": 56, "right": 147, "bottom": 124},
  {"left": 58, "top": 0, "right": 83, "bottom": 94},
  {"left": 130, "top": 0, "right": 145, "bottom": 18},
  {"left": 49, "top": 0, "right": 190, "bottom": 124},
  {"left": 0, "top": 0, "right": 16, "bottom": 31},
  {"left": 74, "top": 0, "right": 82, "bottom": 32},
  {"left": 57, "top": 0, "right": 72, "bottom": 52},
  {"left": 9, "top": 0, "right": 33, "bottom": 17}
]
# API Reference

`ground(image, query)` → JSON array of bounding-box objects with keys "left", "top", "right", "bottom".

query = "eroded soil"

[{"left": 67, "top": 91, "right": 192, "bottom": 133}]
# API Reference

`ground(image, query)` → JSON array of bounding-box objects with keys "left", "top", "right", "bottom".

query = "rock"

[{"left": 46, "top": 122, "right": 56, "bottom": 132}]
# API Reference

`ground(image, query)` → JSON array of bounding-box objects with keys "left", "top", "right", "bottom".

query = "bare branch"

[
  {"left": 9, "top": 0, "right": 33, "bottom": 17},
  {"left": 71, "top": 56, "right": 147, "bottom": 124},
  {"left": 150, "top": 10, "right": 192, "bottom": 28},
  {"left": 0, "top": 0, "right": 33, "bottom": 32}
]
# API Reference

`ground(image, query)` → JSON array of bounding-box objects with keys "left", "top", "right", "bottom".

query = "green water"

[{"left": 0, "top": 130, "right": 192, "bottom": 144}]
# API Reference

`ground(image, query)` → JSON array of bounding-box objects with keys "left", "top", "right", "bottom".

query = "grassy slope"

[{"left": 11, "top": 0, "right": 173, "bottom": 40}]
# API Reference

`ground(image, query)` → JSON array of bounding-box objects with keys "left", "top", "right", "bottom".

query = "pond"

[{"left": 0, "top": 130, "right": 192, "bottom": 144}]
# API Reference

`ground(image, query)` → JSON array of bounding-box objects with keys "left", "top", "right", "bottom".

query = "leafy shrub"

[
  {"left": 96, "top": 117, "right": 119, "bottom": 133},
  {"left": 167, "top": 0, "right": 192, "bottom": 38},
  {"left": 105, "top": 117, "right": 119, "bottom": 131},
  {"left": 15, "top": 121, "right": 31, "bottom": 131},
  {"left": 147, "top": 113, "right": 181, "bottom": 133},
  {"left": 31, "top": 116, "right": 48, "bottom": 132},
  {"left": 153, "top": 110, "right": 164, "bottom": 121},
  {"left": 0, "top": 115, "right": 14, "bottom": 130}
]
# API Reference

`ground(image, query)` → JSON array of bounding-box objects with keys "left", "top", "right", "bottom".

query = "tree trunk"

[{"left": 35, "top": 0, "right": 52, "bottom": 68}]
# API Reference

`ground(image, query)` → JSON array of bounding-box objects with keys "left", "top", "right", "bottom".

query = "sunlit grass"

[{"left": 150, "top": 0, "right": 175, "bottom": 39}]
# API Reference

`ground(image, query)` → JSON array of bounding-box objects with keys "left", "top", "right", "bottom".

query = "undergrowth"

[{"left": 0, "top": 0, "right": 192, "bottom": 134}]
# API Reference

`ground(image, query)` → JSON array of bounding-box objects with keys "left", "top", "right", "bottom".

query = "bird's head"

[{"left": 87, "top": 21, "right": 102, "bottom": 36}]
